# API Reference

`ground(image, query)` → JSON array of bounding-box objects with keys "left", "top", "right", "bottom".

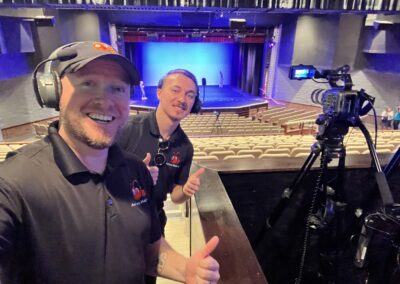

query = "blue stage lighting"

[{"left": 138, "top": 42, "right": 234, "bottom": 86}]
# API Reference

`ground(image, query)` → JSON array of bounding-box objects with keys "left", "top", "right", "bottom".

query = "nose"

[
  {"left": 92, "top": 88, "right": 116, "bottom": 108},
  {"left": 177, "top": 91, "right": 189, "bottom": 103}
]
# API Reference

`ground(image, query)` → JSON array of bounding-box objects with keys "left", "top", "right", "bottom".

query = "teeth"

[{"left": 88, "top": 113, "right": 113, "bottom": 122}]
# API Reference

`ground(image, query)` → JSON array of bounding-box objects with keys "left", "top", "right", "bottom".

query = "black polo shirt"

[
  {"left": 0, "top": 122, "right": 161, "bottom": 284},
  {"left": 117, "top": 111, "right": 194, "bottom": 210}
]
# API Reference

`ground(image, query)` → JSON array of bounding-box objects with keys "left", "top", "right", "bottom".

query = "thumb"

[
  {"left": 143, "top": 153, "right": 151, "bottom": 166},
  {"left": 191, "top": 168, "right": 205, "bottom": 178},
  {"left": 196, "top": 236, "right": 219, "bottom": 258}
]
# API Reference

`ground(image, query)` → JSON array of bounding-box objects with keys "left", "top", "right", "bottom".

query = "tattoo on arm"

[{"left": 157, "top": 252, "right": 167, "bottom": 274}]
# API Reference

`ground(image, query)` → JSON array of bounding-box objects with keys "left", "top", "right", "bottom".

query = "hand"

[
  {"left": 143, "top": 153, "right": 159, "bottom": 186},
  {"left": 185, "top": 236, "right": 220, "bottom": 284},
  {"left": 182, "top": 168, "right": 205, "bottom": 197}
]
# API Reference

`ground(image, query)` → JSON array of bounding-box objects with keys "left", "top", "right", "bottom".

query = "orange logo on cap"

[{"left": 92, "top": 42, "right": 116, "bottom": 53}]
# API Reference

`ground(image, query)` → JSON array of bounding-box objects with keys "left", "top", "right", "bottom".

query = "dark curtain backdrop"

[
  {"left": 125, "top": 43, "right": 143, "bottom": 79},
  {"left": 237, "top": 43, "right": 264, "bottom": 96},
  {"left": 124, "top": 43, "right": 143, "bottom": 98}
]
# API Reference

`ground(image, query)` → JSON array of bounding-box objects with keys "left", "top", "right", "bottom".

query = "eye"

[
  {"left": 81, "top": 80, "right": 95, "bottom": 88},
  {"left": 111, "top": 85, "right": 127, "bottom": 94},
  {"left": 186, "top": 92, "right": 196, "bottom": 100}
]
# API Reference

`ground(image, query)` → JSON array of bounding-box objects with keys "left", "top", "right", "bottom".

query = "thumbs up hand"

[
  {"left": 182, "top": 168, "right": 205, "bottom": 197},
  {"left": 143, "top": 153, "right": 159, "bottom": 186},
  {"left": 185, "top": 236, "right": 220, "bottom": 284}
]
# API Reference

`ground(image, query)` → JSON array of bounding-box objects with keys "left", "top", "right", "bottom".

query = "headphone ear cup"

[{"left": 35, "top": 71, "right": 62, "bottom": 110}]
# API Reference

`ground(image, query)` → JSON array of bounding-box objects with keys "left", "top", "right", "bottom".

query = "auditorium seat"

[
  {"left": 0, "top": 145, "right": 12, "bottom": 152},
  {"left": 363, "top": 148, "right": 392, "bottom": 155},
  {"left": 265, "top": 148, "right": 291, "bottom": 155},
  {"left": 0, "top": 153, "right": 7, "bottom": 162},
  {"left": 193, "top": 151, "right": 207, "bottom": 157},
  {"left": 346, "top": 150, "right": 362, "bottom": 155},
  {"left": 277, "top": 143, "right": 297, "bottom": 149},
  {"left": 290, "top": 147, "right": 312, "bottom": 157},
  {"left": 193, "top": 155, "right": 219, "bottom": 162},
  {"left": 203, "top": 146, "right": 226, "bottom": 154},
  {"left": 8, "top": 144, "right": 25, "bottom": 150},
  {"left": 228, "top": 145, "right": 251, "bottom": 153},
  {"left": 259, "top": 153, "right": 291, "bottom": 158},
  {"left": 223, "top": 154, "right": 256, "bottom": 161},
  {"left": 376, "top": 143, "right": 395, "bottom": 151},
  {"left": 345, "top": 145, "right": 368, "bottom": 153},
  {"left": 237, "top": 149, "right": 263, "bottom": 158},
  {"left": 294, "top": 152, "right": 311, "bottom": 158},
  {"left": 208, "top": 150, "right": 235, "bottom": 160}
]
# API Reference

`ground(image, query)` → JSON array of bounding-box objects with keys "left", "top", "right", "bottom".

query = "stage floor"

[{"left": 130, "top": 85, "right": 268, "bottom": 110}]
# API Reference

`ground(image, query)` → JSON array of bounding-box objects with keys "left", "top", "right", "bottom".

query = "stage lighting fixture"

[{"left": 268, "top": 40, "right": 276, "bottom": 48}]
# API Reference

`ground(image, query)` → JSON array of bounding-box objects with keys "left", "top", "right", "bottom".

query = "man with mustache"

[
  {"left": 117, "top": 69, "right": 205, "bottom": 283},
  {"left": 0, "top": 42, "right": 219, "bottom": 284}
]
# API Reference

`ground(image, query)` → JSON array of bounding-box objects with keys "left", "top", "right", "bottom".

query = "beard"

[{"left": 60, "top": 113, "right": 118, "bottom": 150}]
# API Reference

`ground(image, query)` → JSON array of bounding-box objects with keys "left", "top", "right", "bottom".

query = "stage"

[{"left": 130, "top": 85, "right": 269, "bottom": 111}]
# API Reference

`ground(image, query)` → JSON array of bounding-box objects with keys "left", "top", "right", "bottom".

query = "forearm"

[
  {"left": 147, "top": 237, "right": 188, "bottom": 282},
  {"left": 170, "top": 184, "right": 189, "bottom": 204}
]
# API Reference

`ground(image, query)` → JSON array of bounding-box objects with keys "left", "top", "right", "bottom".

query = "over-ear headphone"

[
  {"left": 32, "top": 43, "right": 79, "bottom": 110},
  {"left": 191, "top": 94, "right": 202, "bottom": 114}
]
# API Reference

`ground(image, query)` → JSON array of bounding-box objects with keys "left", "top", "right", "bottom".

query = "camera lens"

[{"left": 154, "top": 153, "right": 166, "bottom": 167}]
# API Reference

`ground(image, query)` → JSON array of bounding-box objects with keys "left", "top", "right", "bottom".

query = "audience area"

[
  {"left": 1, "top": 107, "right": 399, "bottom": 163},
  {"left": 180, "top": 107, "right": 321, "bottom": 137},
  {"left": 190, "top": 130, "right": 400, "bottom": 162}
]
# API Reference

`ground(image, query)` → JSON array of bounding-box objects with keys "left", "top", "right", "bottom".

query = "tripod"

[
  {"left": 258, "top": 113, "right": 397, "bottom": 284},
  {"left": 211, "top": 111, "right": 223, "bottom": 135}
]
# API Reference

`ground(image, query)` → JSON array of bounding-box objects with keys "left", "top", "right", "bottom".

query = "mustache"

[{"left": 175, "top": 102, "right": 188, "bottom": 111}]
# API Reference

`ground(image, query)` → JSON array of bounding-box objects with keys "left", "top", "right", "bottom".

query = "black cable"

[{"left": 295, "top": 147, "right": 327, "bottom": 284}]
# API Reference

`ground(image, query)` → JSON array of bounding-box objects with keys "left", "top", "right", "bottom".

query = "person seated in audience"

[
  {"left": 0, "top": 41, "right": 220, "bottom": 284},
  {"left": 117, "top": 69, "right": 205, "bottom": 284},
  {"left": 393, "top": 105, "right": 400, "bottom": 130},
  {"left": 381, "top": 107, "right": 394, "bottom": 130}
]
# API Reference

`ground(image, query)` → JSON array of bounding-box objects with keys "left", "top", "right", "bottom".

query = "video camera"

[{"left": 289, "top": 64, "right": 374, "bottom": 120}]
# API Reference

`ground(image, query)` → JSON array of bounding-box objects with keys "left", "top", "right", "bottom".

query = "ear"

[{"left": 156, "top": 88, "right": 162, "bottom": 101}]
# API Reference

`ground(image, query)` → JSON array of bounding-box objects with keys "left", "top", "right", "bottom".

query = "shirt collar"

[
  {"left": 149, "top": 110, "right": 184, "bottom": 142},
  {"left": 48, "top": 121, "right": 127, "bottom": 178}
]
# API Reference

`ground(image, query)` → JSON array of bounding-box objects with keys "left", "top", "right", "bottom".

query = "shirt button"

[{"left": 107, "top": 197, "right": 113, "bottom": 206}]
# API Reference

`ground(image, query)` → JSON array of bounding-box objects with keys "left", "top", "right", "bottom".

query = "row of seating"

[
  {"left": 191, "top": 132, "right": 400, "bottom": 161},
  {"left": 0, "top": 143, "right": 29, "bottom": 162},
  {"left": 180, "top": 111, "right": 283, "bottom": 137}
]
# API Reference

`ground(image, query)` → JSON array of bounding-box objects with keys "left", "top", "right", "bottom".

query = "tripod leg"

[
  {"left": 384, "top": 147, "right": 400, "bottom": 176},
  {"left": 289, "top": 149, "right": 320, "bottom": 193},
  {"left": 267, "top": 150, "right": 320, "bottom": 228},
  {"left": 358, "top": 119, "right": 394, "bottom": 206}
]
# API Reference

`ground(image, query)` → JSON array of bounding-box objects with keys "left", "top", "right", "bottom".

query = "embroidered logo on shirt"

[
  {"left": 130, "top": 180, "right": 148, "bottom": 207},
  {"left": 168, "top": 152, "right": 181, "bottom": 168}
]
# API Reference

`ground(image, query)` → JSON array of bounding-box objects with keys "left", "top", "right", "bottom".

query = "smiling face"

[
  {"left": 156, "top": 73, "right": 197, "bottom": 122},
  {"left": 58, "top": 59, "right": 131, "bottom": 150}
]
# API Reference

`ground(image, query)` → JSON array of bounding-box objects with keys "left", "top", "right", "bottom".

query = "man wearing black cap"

[{"left": 0, "top": 41, "right": 220, "bottom": 284}]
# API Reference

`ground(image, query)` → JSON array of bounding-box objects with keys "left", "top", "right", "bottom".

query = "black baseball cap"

[{"left": 54, "top": 41, "right": 140, "bottom": 86}]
